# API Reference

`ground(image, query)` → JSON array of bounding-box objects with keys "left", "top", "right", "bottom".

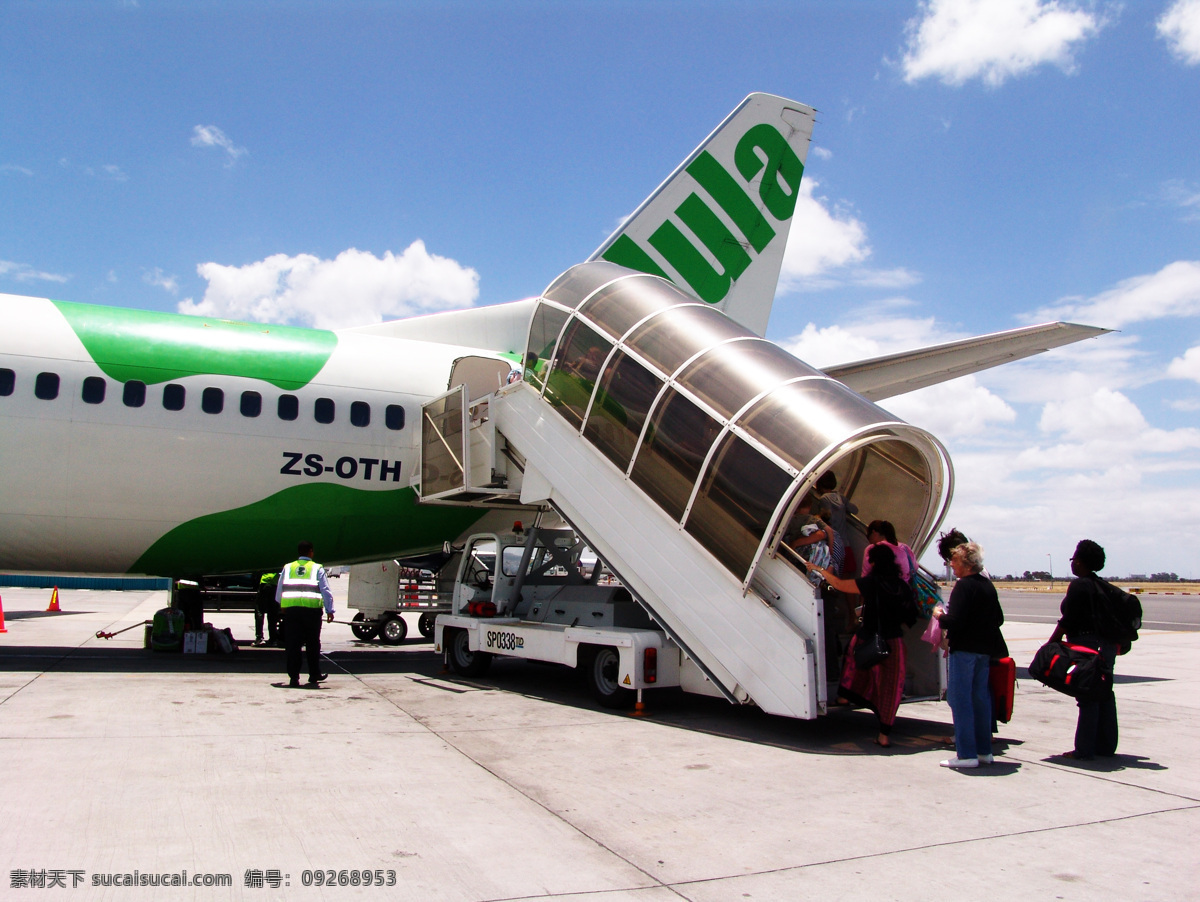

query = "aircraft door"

[{"left": 448, "top": 355, "right": 513, "bottom": 402}]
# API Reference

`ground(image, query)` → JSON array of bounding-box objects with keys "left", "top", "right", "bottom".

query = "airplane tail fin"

[{"left": 589, "top": 93, "right": 815, "bottom": 337}]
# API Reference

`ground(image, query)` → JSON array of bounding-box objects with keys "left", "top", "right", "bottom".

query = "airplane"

[{"left": 0, "top": 93, "right": 1108, "bottom": 583}]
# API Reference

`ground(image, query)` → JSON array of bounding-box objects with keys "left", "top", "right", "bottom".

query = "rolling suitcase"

[{"left": 989, "top": 656, "right": 1015, "bottom": 723}]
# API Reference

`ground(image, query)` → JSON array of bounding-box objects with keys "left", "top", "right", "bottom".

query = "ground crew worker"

[
  {"left": 275, "top": 541, "right": 335, "bottom": 688},
  {"left": 254, "top": 571, "right": 280, "bottom": 646}
]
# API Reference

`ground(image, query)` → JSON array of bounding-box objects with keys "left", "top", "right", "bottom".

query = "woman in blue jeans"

[{"left": 936, "top": 542, "right": 1007, "bottom": 769}]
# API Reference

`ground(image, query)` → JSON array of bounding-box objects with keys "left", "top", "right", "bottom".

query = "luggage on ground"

[
  {"left": 1028, "top": 640, "right": 1109, "bottom": 701},
  {"left": 150, "top": 607, "right": 186, "bottom": 652},
  {"left": 989, "top": 656, "right": 1015, "bottom": 723}
]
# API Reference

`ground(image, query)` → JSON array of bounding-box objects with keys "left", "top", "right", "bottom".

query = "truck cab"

[{"left": 435, "top": 525, "right": 672, "bottom": 707}]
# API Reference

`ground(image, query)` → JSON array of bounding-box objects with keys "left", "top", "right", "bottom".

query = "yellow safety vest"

[{"left": 279, "top": 559, "right": 324, "bottom": 609}]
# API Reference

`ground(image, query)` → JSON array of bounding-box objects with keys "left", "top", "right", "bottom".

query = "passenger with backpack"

[{"left": 1048, "top": 539, "right": 1139, "bottom": 761}]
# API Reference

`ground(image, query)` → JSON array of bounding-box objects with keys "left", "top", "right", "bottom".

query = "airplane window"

[
  {"left": 385, "top": 404, "right": 405, "bottom": 430},
  {"left": 626, "top": 304, "right": 746, "bottom": 378},
  {"left": 82, "top": 376, "right": 106, "bottom": 404},
  {"left": 240, "top": 391, "right": 262, "bottom": 417},
  {"left": 278, "top": 394, "right": 299, "bottom": 421},
  {"left": 524, "top": 302, "right": 570, "bottom": 388},
  {"left": 582, "top": 351, "right": 664, "bottom": 471},
  {"left": 202, "top": 387, "right": 224, "bottom": 414},
  {"left": 123, "top": 380, "right": 146, "bottom": 407},
  {"left": 630, "top": 388, "right": 722, "bottom": 521},
  {"left": 544, "top": 319, "right": 611, "bottom": 429},
  {"left": 578, "top": 275, "right": 681, "bottom": 341},
  {"left": 35, "top": 372, "right": 60, "bottom": 401},
  {"left": 543, "top": 261, "right": 631, "bottom": 309},
  {"left": 314, "top": 397, "right": 335, "bottom": 424},
  {"left": 163, "top": 383, "right": 185, "bottom": 411},
  {"left": 685, "top": 432, "right": 793, "bottom": 579},
  {"left": 679, "top": 339, "right": 816, "bottom": 420},
  {"left": 0, "top": 368, "right": 15, "bottom": 396},
  {"left": 350, "top": 401, "right": 370, "bottom": 427}
]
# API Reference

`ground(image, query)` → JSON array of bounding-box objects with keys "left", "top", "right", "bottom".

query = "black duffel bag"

[{"left": 1028, "top": 641, "right": 1109, "bottom": 702}]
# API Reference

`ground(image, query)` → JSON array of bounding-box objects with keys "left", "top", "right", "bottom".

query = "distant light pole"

[{"left": 1047, "top": 553, "right": 1053, "bottom": 590}]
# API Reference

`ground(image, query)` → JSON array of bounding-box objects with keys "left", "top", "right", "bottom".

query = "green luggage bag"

[{"left": 150, "top": 607, "right": 185, "bottom": 652}]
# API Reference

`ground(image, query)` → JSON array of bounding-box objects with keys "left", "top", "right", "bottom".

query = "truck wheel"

[
  {"left": 377, "top": 613, "right": 408, "bottom": 645},
  {"left": 351, "top": 612, "right": 378, "bottom": 641},
  {"left": 583, "top": 646, "right": 634, "bottom": 709},
  {"left": 417, "top": 612, "right": 437, "bottom": 640},
  {"left": 446, "top": 628, "right": 491, "bottom": 677}
]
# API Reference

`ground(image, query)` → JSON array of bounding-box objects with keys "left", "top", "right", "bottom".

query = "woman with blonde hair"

[{"left": 936, "top": 542, "right": 1007, "bottom": 769}]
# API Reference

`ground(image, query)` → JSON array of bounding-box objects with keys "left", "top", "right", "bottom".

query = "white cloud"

[
  {"left": 809, "top": 146, "right": 833, "bottom": 161},
  {"left": 900, "top": 0, "right": 1104, "bottom": 87},
  {"left": 885, "top": 375, "right": 1017, "bottom": 438},
  {"left": 978, "top": 332, "right": 1143, "bottom": 403},
  {"left": 777, "top": 303, "right": 1200, "bottom": 576},
  {"left": 784, "top": 323, "right": 891, "bottom": 369},
  {"left": 191, "top": 125, "right": 248, "bottom": 166},
  {"left": 0, "top": 260, "right": 70, "bottom": 284},
  {"left": 782, "top": 314, "right": 957, "bottom": 368},
  {"left": 53, "top": 158, "right": 129, "bottom": 181},
  {"left": 933, "top": 396, "right": 1200, "bottom": 577},
  {"left": 1168, "top": 345, "right": 1200, "bottom": 382},
  {"left": 1, "top": 164, "right": 33, "bottom": 177},
  {"left": 782, "top": 314, "right": 1015, "bottom": 437},
  {"left": 1039, "top": 387, "right": 1147, "bottom": 440},
  {"left": 848, "top": 268, "right": 922, "bottom": 290},
  {"left": 1159, "top": 0, "right": 1200, "bottom": 65},
  {"left": 775, "top": 176, "right": 922, "bottom": 293},
  {"left": 143, "top": 268, "right": 179, "bottom": 294},
  {"left": 778, "top": 179, "right": 870, "bottom": 288},
  {"left": 178, "top": 242, "right": 479, "bottom": 329},
  {"left": 1028, "top": 260, "right": 1200, "bottom": 328},
  {"left": 1161, "top": 180, "right": 1200, "bottom": 220}
]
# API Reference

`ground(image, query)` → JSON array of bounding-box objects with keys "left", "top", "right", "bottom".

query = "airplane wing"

[{"left": 823, "top": 322, "right": 1111, "bottom": 401}]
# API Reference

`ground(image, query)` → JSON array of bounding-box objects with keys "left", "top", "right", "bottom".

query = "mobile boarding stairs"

[{"left": 417, "top": 262, "right": 952, "bottom": 719}]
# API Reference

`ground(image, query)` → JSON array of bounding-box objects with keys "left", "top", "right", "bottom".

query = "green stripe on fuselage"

[
  {"left": 131, "top": 483, "right": 486, "bottom": 577},
  {"left": 52, "top": 300, "right": 337, "bottom": 389}
]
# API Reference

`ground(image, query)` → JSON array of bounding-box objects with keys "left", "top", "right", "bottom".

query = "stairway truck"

[
  {"left": 421, "top": 260, "right": 956, "bottom": 718},
  {"left": 434, "top": 527, "right": 726, "bottom": 708}
]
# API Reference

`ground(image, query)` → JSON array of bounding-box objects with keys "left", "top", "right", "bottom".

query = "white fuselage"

[{"left": 0, "top": 293, "right": 512, "bottom": 575}]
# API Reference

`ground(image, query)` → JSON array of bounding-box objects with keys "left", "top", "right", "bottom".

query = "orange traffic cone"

[
  {"left": 47, "top": 587, "right": 61, "bottom": 613},
  {"left": 0, "top": 593, "right": 7, "bottom": 633}
]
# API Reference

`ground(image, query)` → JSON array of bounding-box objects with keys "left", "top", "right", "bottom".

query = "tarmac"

[{"left": 1, "top": 584, "right": 1197, "bottom": 901}]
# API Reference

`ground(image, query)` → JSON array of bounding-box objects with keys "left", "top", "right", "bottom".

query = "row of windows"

[{"left": 0, "top": 368, "right": 406, "bottom": 430}]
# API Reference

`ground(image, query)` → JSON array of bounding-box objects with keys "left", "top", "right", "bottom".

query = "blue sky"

[{"left": 3, "top": 0, "right": 1200, "bottom": 577}]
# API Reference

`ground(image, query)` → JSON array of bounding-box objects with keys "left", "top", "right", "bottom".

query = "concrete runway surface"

[{"left": 0, "top": 585, "right": 1197, "bottom": 901}]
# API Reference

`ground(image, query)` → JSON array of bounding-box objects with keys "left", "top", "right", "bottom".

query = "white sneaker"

[
  {"left": 940, "top": 757, "right": 979, "bottom": 769},
  {"left": 979, "top": 754, "right": 995, "bottom": 764}
]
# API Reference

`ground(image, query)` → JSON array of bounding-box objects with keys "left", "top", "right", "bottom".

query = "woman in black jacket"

[{"left": 936, "top": 542, "right": 1007, "bottom": 769}]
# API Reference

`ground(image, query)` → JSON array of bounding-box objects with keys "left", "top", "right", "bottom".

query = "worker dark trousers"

[
  {"left": 255, "top": 593, "right": 281, "bottom": 644},
  {"left": 283, "top": 606, "right": 323, "bottom": 683}
]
